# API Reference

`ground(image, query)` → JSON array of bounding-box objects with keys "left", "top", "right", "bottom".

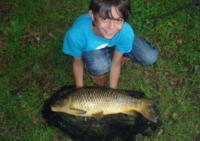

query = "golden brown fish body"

[{"left": 51, "top": 87, "right": 158, "bottom": 122}]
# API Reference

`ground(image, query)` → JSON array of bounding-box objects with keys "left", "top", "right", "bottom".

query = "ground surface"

[{"left": 0, "top": 0, "right": 200, "bottom": 141}]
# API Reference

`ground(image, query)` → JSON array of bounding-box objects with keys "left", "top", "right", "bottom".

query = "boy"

[{"left": 62, "top": 0, "right": 158, "bottom": 89}]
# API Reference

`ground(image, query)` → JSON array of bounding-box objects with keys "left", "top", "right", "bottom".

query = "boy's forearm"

[
  {"left": 109, "top": 63, "right": 121, "bottom": 89},
  {"left": 109, "top": 50, "right": 123, "bottom": 89},
  {"left": 73, "top": 58, "right": 84, "bottom": 88}
]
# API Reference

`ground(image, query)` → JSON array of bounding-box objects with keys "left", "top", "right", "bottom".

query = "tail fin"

[{"left": 139, "top": 99, "right": 158, "bottom": 123}]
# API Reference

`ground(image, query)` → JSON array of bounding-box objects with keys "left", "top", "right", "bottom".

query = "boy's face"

[{"left": 89, "top": 7, "right": 124, "bottom": 39}]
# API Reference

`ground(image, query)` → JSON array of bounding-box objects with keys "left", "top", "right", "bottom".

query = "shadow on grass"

[{"left": 42, "top": 85, "right": 160, "bottom": 141}]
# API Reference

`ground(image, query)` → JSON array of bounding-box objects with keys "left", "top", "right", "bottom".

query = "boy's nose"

[{"left": 108, "top": 20, "right": 115, "bottom": 29}]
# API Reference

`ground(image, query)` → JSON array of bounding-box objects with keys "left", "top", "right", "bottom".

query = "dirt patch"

[
  {"left": 160, "top": 48, "right": 178, "bottom": 59},
  {"left": 33, "top": 71, "right": 56, "bottom": 94},
  {"left": 20, "top": 29, "right": 41, "bottom": 47},
  {"left": 0, "top": 39, "right": 13, "bottom": 70},
  {"left": 195, "top": 134, "right": 200, "bottom": 141},
  {"left": 0, "top": 2, "right": 15, "bottom": 21},
  {"left": 0, "top": 38, "right": 4, "bottom": 49},
  {"left": 9, "top": 65, "right": 33, "bottom": 96},
  {"left": 189, "top": 87, "right": 200, "bottom": 111},
  {"left": 10, "top": 61, "right": 57, "bottom": 96}
]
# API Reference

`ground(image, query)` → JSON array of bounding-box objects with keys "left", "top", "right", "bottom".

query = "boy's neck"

[{"left": 91, "top": 24, "right": 103, "bottom": 37}]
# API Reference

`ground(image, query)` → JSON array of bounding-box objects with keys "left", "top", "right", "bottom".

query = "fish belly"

[{"left": 71, "top": 100, "right": 126, "bottom": 117}]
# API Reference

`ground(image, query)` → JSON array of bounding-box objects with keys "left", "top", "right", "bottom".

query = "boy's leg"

[
  {"left": 82, "top": 47, "right": 113, "bottom": 86},
  {"left": 124, "top": 35, "right": 158, "bottom": 66}
]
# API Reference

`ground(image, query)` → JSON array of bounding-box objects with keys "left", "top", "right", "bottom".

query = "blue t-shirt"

[{"left": 62, "top": 14, "right": 134, "bottom": 57}]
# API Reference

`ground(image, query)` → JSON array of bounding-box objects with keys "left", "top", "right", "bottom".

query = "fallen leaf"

[
  {"left": 31, "top": 117, "right": 39, "bottom": 124},
  {"left": 157, "top": 128, "right": 164, "bottom": 135},
  {"left": 176, "top": 39, "right": 183, "bottom": 44}
]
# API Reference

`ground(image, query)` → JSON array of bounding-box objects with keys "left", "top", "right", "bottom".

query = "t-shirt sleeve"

[
  {"left": 62, "top": 28, "right": 84, "bottom": 58},
  {"left": 115, "top": 23, "right": 134, "bottom": 54}
]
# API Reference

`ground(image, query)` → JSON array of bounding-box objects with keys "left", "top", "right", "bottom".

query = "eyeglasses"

[
  {"left": 95, "top": 15, "right": 124, "bottom": 25},
  {"left": 101, "top": 17, "right": 124, "bottom": 24}
]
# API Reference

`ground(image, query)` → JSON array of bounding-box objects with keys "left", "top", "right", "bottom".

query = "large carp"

[{"left": 51, "top": 87, "right": 158, "bottom": 123}]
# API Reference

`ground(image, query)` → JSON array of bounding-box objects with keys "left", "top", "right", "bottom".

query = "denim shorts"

[{"left": 82, "top": 35, "right": 158, "bottom": 76}]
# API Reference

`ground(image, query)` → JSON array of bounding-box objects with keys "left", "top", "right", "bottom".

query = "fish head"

[{"left": 51, "top": 96, "right": 72, "bottom": 113}]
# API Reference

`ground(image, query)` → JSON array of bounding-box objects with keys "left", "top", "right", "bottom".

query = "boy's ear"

[{"left": 88, "top": 10, "right": 94, "bottom": 21}]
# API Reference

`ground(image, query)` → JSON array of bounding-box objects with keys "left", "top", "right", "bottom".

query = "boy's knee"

[
  {"left": 142, "top": 48, "right": 158, "bottom": 66},
  {"left": 82, "top": 48, "right": 112, "bottom": 75},
  {"left": 86, "top": 58, "right": 111, "bottom": 75},
  {"left": 89, "top": 64, "right": 109, "bottom": 75}
]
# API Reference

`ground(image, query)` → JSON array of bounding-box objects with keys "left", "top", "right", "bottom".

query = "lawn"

[{"left": 0, "top": 0, "right": 200, "bottom": 141}]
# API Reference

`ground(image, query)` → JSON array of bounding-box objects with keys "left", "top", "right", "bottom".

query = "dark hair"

[{"left": 89, "top": 0, "right": 131, "bottom": 21}]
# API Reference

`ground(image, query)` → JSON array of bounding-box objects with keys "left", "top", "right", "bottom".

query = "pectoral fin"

[
  {"left": 92, "top": 111, "right": 104, "bottom": 119},
  {"left": 69, "top": 107, "right": 87, "bottom": 115}
]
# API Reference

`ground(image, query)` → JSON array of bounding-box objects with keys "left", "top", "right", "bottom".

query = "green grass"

[{"left": 0, "top": 0, "right": 200, "bottom": 140}]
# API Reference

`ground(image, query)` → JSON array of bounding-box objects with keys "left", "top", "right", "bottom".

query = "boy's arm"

[
  {"left": 73, "top": 57, "right": 84, "bottom": 88},
  {"left": 109, "top": 50, "right": 123, "bottom": 89}
]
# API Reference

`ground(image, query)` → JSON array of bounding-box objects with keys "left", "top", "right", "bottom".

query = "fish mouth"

[{"left": 51, "top": 106, "right": 58, "bottom": 112}]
